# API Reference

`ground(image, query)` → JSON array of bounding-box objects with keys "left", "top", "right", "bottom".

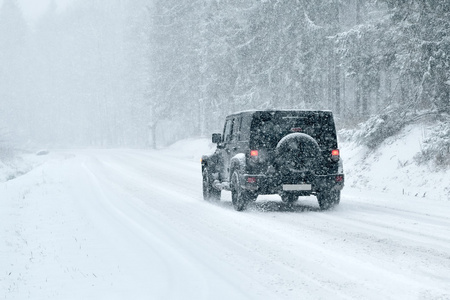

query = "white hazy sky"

[{"left": 0, "top": 0, "right": 74, "bottom": 23}]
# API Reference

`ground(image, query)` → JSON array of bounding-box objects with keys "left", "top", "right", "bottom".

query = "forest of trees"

[
  {"left": 0, "top": 0, "right": 449, "bottom": 149},
  {"left": 148, "top": 0, "right": 450, "bottom": 138}
]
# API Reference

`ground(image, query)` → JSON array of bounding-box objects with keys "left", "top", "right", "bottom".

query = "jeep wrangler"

[{"left": 201, "top": 110, "right": 344, "bottom": 211}]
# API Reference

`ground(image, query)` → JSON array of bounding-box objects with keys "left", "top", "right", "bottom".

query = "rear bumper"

[{"left": 241, "top": 173, "right": 344, "bottom": 195}]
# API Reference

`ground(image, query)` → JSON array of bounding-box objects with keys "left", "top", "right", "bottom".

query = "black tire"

[
  {"left": 281, "top": 193, "right": 298, "bottom": 203},
  {"left": 202, "top": 168, "right": 221, "bottom": 201},
  {"left": 317, "top": 190, "right": 340, "bottom": 210},
  {"left": 231, "top": 171, "right": 254, "bottom": 211}
]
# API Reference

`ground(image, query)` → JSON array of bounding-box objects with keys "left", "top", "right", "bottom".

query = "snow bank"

[
  {"left": 165, "top": 138, "right": 215, "bottom": 161},
  {"left": 340, "top": 124, "right": 450, "bottom": 201},
  {"left": 0, "top": 150, "right": 51, "bottom": 182}
]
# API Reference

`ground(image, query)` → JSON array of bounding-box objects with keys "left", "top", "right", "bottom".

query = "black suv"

[{"left": 201, "top": 110, "right": 344, "bottom": 211}]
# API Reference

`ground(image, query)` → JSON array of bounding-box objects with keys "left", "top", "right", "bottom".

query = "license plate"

[{"left": 282, "top": 184, "right": 312, "bottom": 191}]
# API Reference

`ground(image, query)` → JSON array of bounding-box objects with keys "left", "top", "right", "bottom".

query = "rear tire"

[
  {"left": 317, "top": 190, "right": 340, "bottom": 210},
  {"left": 231, "top": 171, "right": 254, "bottom": 211},
  {"left": 202, "top": 168, "right": 221, "bottom": 201}
]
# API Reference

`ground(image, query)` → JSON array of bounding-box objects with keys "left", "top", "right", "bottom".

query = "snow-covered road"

[{"left": 2, "top": 148, "right": 450, "bottom": 299}]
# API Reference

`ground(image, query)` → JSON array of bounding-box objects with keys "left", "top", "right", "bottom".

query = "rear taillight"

[
  {"left": 331, "top": 149, "right": 339, "bottom": 161},
  {"left": 247, "top": 177, "right": 257, "bottom": 183},
  {"left": 250, "top": 150, "right": 259, "bottom": 157}
]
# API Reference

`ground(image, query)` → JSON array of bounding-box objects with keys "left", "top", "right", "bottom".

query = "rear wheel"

[
  {"left": 317, "top": 190, "right": 340, "bottom": 210},
  {"left": 231, "top": 171, "right": 255, "bottom": 211},
  {"left": 202, "top": 168, "right": 221, "bottom": 201}
]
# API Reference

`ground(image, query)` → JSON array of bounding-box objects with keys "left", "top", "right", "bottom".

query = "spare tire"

[{"left": 275, "top": 133, "right": 322, "bottom": 182}]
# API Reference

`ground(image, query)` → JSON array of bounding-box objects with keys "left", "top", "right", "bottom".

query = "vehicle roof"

[{"left": 226, "top": 109, "right": 333, "bottom": 118}]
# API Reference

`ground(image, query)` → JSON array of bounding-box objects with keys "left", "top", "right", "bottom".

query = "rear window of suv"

[{"left": 249, "top": 111, "right": 337, "bottom": 150}]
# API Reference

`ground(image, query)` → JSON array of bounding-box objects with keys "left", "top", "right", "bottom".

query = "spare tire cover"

[{"left": 275, "top": 133, "right": 322, "bottom": 175}]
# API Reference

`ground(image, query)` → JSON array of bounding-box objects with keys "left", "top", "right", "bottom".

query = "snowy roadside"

[
  {"left": 0, "top": 150, "right": 51, "bottom": 183},
  {"left": 165, "top": 138, "right": 216, "bottom": 161},
  {"left": 340, "top": 123, "right": 450, "bottom": 202}
]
